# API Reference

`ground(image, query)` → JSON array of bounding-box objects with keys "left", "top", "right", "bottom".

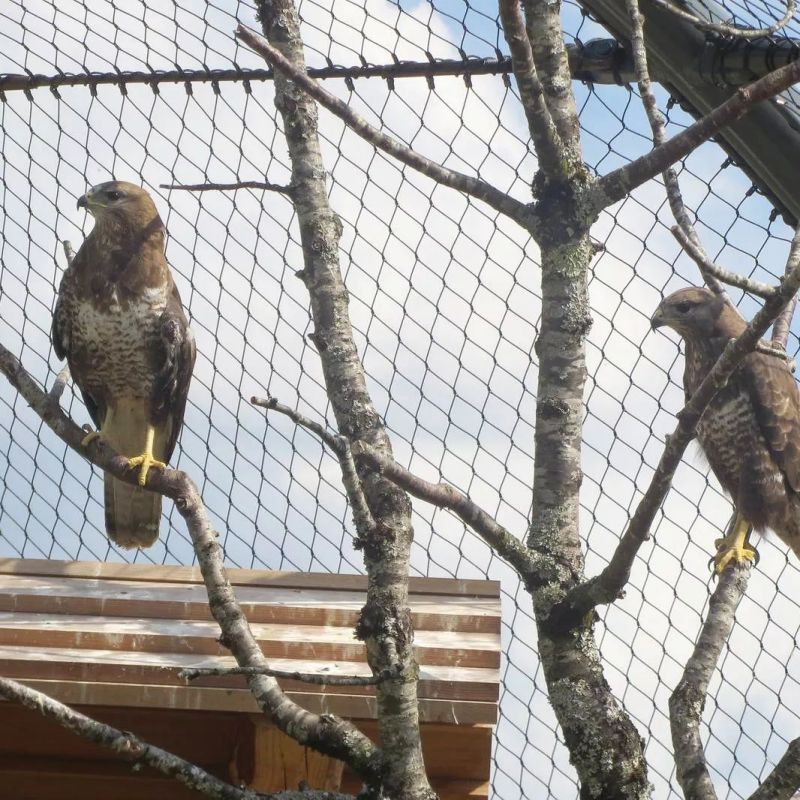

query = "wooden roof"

[{"left": 0, "top": 558, "right": 501, "bottom": 725}]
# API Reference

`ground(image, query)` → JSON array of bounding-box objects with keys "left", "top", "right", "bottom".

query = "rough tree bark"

[{"left": 251, "top": 3, "right": 434, "bottom": 799}]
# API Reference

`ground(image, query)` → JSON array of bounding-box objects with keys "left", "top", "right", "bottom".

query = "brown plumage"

[
  {"left": 52, "top": 181, "right": 195, "bottom": 548},
  {"left": 651, "top": 286, "right": 800, "bottom": 562}
]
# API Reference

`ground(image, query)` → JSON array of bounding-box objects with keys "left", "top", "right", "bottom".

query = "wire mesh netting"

[{"left": 2, "top": 0, "right": 800, "bottom": 798}]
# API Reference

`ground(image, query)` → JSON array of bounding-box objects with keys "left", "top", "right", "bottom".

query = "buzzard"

[
  {"left": 52, "top": 181, "right": 195, "bottom": 548},
  {"left": 651, "top": 286, "right": 800, "bottom": 571}
]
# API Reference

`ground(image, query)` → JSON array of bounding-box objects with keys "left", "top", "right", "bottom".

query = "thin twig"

[
  {"left": 161, "top": 181, "right": 293, "bottom": 195},
  {"left": 234, "top": 25, "right": 534, "bottom": 230},
  {"left": 548, "top": 230, "right": 800, "bottom": 631},
  {"left": 648, "top": 0, "right": 796, "bottom": 39},
  {"left": 672, "top": 226, "right": 777, "bottom": 299},
  {"left": 252, "top": 395, "right": 377, "bottom": 536},
  {"left": 350, "top": 440, "right": 539, "bottom": 587},
  {"left": 624, "top": 0, "right": 732, "bottom": 298},
  {"left": 591, "top": 57, "right": 800, "bottom": 214},
  {"left": 179, "top": 664, "right": 401, "bottom": 685},
  {"left": 48, "top": 364, "right": 71, "bottom": 403},
  {"left": 62, "top": 240, "right": 76, "bottom": 267},
  {"left": 772, "top": 227, "right": 800, "bottom": 350},
  {"left": 0, "top": 676, "right": 262, "bottom": 800},
  {"left": 669, "top": 559, "right": 752, "bottom": 800}
]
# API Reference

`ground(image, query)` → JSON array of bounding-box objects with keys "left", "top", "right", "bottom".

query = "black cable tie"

[
  {"left": 359, "top": 54, "right": 368, "bottom": 68},
  {"left": 211, "top": 80, "right": 220, "bottom": 95},
  {"left": 242, "top": 78, "right": 251, "bottom": 94},
  {"left": 345, "top": 76, "right": 354, "bottom": 92}
]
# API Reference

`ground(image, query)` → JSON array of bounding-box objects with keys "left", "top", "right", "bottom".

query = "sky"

[{"left": 1, "top": 0, "right": 800, "bottom": 798}]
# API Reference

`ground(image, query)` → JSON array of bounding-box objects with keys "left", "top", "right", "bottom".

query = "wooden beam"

[{"left": 0, "top": 558, "right": 501, "bottom": 598}]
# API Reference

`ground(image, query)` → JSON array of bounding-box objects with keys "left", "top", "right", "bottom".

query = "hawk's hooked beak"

[
  {"left": 650, "top": 306, "right": 667, "bottom": 329},
  {"left": 77, "top": 194, "right": 89, "bottom": 210}
]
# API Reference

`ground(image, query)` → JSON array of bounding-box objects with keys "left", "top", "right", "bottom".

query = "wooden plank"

[
  {"left": 0, "top": 574, "right": 501, "bottom": 633},
  {"left": 13, "top": 680, "right": 499, "bottom": 724},
  {"left": 0, "top": 613, "right": 499, "bottom": 669},
  {"left": 247, "top": 720, "right": 344, "bottom": 792},
  {"left": 0, "top": 646, "right": 499, "bottom": 703},
  {"left": 0, "top": 558, "right": 501, "bottom": 598}
]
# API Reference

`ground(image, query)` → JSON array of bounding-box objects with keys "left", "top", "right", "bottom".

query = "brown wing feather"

[
  {"left": 742, "top": 351, "right": 800, "bottom": 492},
  {"left": 151, "top": 282, "right": 196, "bottom": 462},
  {"left": 52, "top": 247, "right": 105, "bottom": 429}
]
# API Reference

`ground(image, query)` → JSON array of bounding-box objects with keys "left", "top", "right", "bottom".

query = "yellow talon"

[
  {"left": 712, "top": 514, "right": 757, "bottom": 574},
  {"left": 126, "top": 426, "right": 167, "bottom": 486},
  {"left": 81, "top": 428, "right": 102, "bottom": 447}
]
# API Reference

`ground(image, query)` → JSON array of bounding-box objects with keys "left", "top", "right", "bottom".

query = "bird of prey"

[
  {"left": 52, "top": 181, "right": 195, "bottom": 548},
  {"left": 651, "top": 286, "right": 800, "bottom": 571}
]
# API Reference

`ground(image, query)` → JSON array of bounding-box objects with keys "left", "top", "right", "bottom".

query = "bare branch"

[
  {"left": 249, "top": 4, "right": 431, "bottom": 795},
  {"left": 497, "top": 0, "right": 562, "bottom": 171},
  {"left": 180, "top": 664, "right": 401, "bottom": 685},
  {"left": 772, "top": 227, "right": 800, "bottom": 350},
  {"left": 748, "top": 738, "right": 800, "bottom": 800},
  {"left": 350, "top": 440, "right": 539, "bottom": 586},
  {"left": 0, "top": 676, "right": 261, "bottom": 800},
  {"left": 624, "top": 0, "right": 729, "bottom": 298},
  {"left": 0, "top": 342, "right": 383, "bottom": 785},
  {"left": 62, "top": 239, "right": 76, "bottom": 266},
  {"left": 549, "top": 237, "right": 800, "bottom": 630},
  {"left": 161, "top": 181, "right": 293, "bottom": 195},
  {"left": 234, "top": 24, "right": 534, "bottom": 229},
  {"left": 48, "top": 364, "right": 71, "bottom": 403},
  {"left": 252, "top": 395, "right": 377, "bottom": 537},
  {"left": 590, "top": 58, "right": 800, "bottom": 213},
  {"left": 669, "top": 561, "right": 752, "bottom": 800},
  {"left": 648, "top": 0, "right": 796, "bottom": 39},
  {"left": 521, "top": 0, "right": 584, "bottom": 163},
  {"left": 671, "top": 226, "right": 777, "bottom": 299}
]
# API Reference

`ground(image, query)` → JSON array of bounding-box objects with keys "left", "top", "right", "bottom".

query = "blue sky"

[{"left": 1, "top": 0, "right": 799, "bottom": 798}]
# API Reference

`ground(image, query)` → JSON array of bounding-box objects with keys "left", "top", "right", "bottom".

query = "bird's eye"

[
  {"left": 106, "top": 190, "right": 122, "bottom": 201},
  {"left": 675, "top": 301, "right": 693, "bottom": 314}
]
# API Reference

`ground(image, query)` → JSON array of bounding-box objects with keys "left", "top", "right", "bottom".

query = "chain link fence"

[{"left": 1, "top": 0, "right": 800, "bottom": 797}]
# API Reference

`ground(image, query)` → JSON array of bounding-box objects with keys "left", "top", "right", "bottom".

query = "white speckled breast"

[{"left": 69, "top": 289, "right": 167, "bottom": 400}]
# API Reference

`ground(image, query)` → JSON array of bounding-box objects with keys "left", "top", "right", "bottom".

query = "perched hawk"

[
  {"left": 52, "top": 181, "right": 195, "bottom": 548},
  {"left": 651, "top": 286, "right": 800, "bottom": 571}
]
